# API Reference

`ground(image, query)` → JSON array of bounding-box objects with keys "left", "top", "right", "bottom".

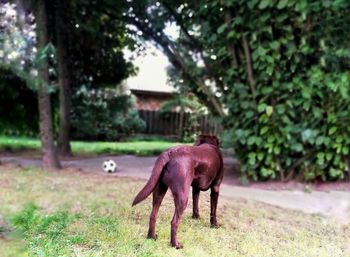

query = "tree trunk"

[
  {"left": 178, "top": 109, "right": 184, "bottom": 141},
  {"left": 224, "top": 8, "right": 238, "bottom": 69},
  {"left": 35, "top": 0, "right": 61, "bottom": 169},
  {"left": 241, "top": 33, "right": 256, "bottom": 95},
  {"left": 55, "top": 0, "right": 72, "bottom": 157}
]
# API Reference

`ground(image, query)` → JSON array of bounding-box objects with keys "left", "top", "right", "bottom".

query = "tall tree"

[
  {"left": 34, "top": 0, "right": 61, "bottom": 169},
  {"left": 111, "top": 0, "right": 225, "bottom": 116},
  {"left": 54, "top": 0, "right": 72, "bottom": 156}
]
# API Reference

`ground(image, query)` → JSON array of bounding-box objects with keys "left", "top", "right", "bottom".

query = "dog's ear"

[
  {"left": 212, "top": 135, "right": 220, "bottom": 146},
  {"left": 194, "top": 134, "right": 220, "bottom": 146},
  {"left": 194, "top": 134, "right": 205, "bottom": 146}
]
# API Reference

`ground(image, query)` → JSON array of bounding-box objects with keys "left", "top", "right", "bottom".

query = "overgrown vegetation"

[
  {"left": 0, "top": 166, "right": 349, "bottom": 257},
  {"left": 0, "top": 67, "right": 38, "bottom": 136},
  {"left": 220, "top": 1, "right": 350, "bottom": 182},
  {"left": 70, "top": 87, "right": 145, "bottom": 141},
  {"left": 126, "top": 0, "right": 350, "bottom": 181}
]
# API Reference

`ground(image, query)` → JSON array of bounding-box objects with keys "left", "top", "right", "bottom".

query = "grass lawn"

[
  {"left": 0, "top": 136, "right": 180, "bottom": 156},
  {"left": 0, "top": 166, "right": 349, "bottom": 257}
]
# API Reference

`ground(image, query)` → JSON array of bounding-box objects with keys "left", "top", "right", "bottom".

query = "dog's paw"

[
  {"left": 147, "top": 233, "right": 158, "bottom": 240},
  {"left": 192, "top": 213, "right": 200, "bottom": 219},
  {"left": 171, "top": 241, "right": 183, "bottom": 249},
  {"left": 210, "top": 217, "right": 219, "bottom": 228},
  {"left": 210, "top": 223, "right": 220, "bottom": 229}
]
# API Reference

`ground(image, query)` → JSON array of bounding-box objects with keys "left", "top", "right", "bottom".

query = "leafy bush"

[
  {"left": 215, "top": 1, "right": 350, "bottom": 181},
  {"left": 0, "top": 67, "right": 39, "bottom": 136},
  {"left": 70, "top": 86, "right": 145, "bottom": 140}
]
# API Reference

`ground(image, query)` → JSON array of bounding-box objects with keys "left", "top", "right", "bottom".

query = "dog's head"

[{"left": 194, "top": 134, "right": 220, "bottom": 147}]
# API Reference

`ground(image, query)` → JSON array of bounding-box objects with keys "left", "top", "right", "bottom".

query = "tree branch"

[
  {"left": 241, "top": 33, "right": 256, "bottom": 95},
  {"left": 224, "top": 8, "right": 238, "bottom": 69},
  {"left": 127, "top": 16, "right": 225, "bottom": 116}
]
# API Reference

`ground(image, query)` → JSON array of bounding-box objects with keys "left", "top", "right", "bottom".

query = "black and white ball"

[{"left": 102, "top": 160, "right": 117, "bottom": 173}]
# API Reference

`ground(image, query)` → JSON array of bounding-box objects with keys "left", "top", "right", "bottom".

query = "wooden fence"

[{"left": 138, "top": 110, "right": 222, "bottom": 136}]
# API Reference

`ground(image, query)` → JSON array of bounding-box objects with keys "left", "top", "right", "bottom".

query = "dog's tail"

[{"left": 132, "top": 152, "right": 170, "bottom": 206}]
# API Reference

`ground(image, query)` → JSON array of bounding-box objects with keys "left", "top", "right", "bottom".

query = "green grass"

[
  {"left": 0, "top": 166, "right": 349, "bottom": 257},
  {"left": 0, "top": 136, "right": 179, "bottom": 156}
]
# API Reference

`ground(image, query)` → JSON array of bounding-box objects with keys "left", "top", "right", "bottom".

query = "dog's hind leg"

[
  {"left": 147, "top": 182, "right": 168, "bottom": 239},
  {"left": 210, "top": 186, "right": 219, "bottom": 227},
  {"left": 192, "top": 187, "right": 200, "bottom": 219},
  {"left": 170, "top": 183, "right": 190, "bottom": 249}
]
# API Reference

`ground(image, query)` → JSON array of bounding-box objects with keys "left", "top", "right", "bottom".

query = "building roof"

[{"left": 130, "top": 88, "right": 175, "bottom": 97}]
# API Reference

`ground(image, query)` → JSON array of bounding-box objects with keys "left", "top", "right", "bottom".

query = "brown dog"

[{"left": 132, "top": 134, "right": 224, "bottom": 249}]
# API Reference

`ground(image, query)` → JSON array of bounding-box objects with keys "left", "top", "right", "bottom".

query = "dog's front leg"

[
  {"left": 210, "top": 186, "right": 219, "bottom": 227},
  {"left": 192, "top": 187, "right": 200, "bottom": 219}
]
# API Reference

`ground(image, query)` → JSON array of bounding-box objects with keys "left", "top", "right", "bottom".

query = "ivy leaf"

[
  {"left": 259, "top": 0, "right": 272, "bottom": 9},
  {"left": 329, "top": 127, "right": 337, "bottom": 135},
  {"left": 247, "top": 0, "right": 259, "bottom": 9},
  {"left": 246, "top": 110, "right": 254, "bottom": 118},
  {"left": 274, "top": 146, "right": 281, "bottom": 154},
  {"left": 302, "top": 129, "right": 315, "bottom": 143},
  {"left": 227, "top": 31, "right": 236, "bottom": 39},
  {"left": 217, "top": 24, "right": 227, "bottom": 34},
  {"left": 258, "top": 103, "right": 267, "bottom": 113},
  {"left": 301, "top": 87, "right": 311, "bottom": 99},
  {"left": 266, "top": 106, "right": 273, "bottom": 116},
  {"left": 260, "top": 126, "right": 269, "bottom": 135},
  {"left": 292, "top": 143, "right": 303, "bottom": 152},
  {"left": 276, "top": 104, "right": 285, "bottom": 114},
  {"left": 257, "top": 152, "right": 265, "bottom": 161},
  {"left": 247, "top": 136, "right": 256, "bottom": 145},
  {"left": 270, "top": 41, "right": 280, "bottom": 50},
  {"left": 277, "top": 0, "right": 288, "bottom": 9},
  {"left": 317, "top": 152, "right": 325, "bottom": 165},
  {"left": 326, "top": 153, "right": 333, "bottom": 161},
  {"left": 316, "top": 136, "right": 324, "bottom": 146},
  {"left": 248, "top": 152, "right": 257, "bottom": 165}
]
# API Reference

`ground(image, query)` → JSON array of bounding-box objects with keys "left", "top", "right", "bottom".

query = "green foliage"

[
  {"left": 0, "top": 3, "right": 57, "bottom": 93},
  {"left": 142, "top": 0, "right": 350, "bottom": 181},
  {"left": 66, "top": 0, "right": 135, "bottom": 89},
  {"left": 0, "top": 1, "right": 136, "bottom": 140},
  {"left": 0, "top": 67, "right": 39, "bottom": 136},
  {"left": 216, "top": 0, "right": 350, "bottom": 181},
  {"left": 70, "top": 86, "right": 145, "bottom": 140}
]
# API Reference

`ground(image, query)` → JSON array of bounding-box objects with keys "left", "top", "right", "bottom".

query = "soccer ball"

[{"left": 102, "top": 160, "right": 117, "bottom": 173}]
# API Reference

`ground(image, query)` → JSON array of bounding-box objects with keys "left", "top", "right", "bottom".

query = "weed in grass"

[{"left": 10, "top": 203, "right": 77, "bottom": 256}]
